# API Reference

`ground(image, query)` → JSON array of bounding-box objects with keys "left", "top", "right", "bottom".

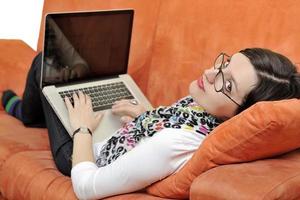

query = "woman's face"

[{"left": 189, "top": 53, "right": 259, "bottom": 120}]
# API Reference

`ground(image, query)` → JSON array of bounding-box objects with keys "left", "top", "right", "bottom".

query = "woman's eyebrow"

[
  {"left": 228, "top": 66, "right": 239, "bottom": 92},
  {"left": 231, "top": 74, "right": 239, "bottom": 92},
  {"left": 226, "top": 57, "right": 239, "bottom": 92}
]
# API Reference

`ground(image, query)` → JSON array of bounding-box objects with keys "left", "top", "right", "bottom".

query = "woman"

[{"left": 2, "top": 48, "right": 300, "bottom": 199}]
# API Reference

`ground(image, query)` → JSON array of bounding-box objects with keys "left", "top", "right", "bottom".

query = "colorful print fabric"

[{"left": 95, "top": 96, "right": 220, "bottom": 167}]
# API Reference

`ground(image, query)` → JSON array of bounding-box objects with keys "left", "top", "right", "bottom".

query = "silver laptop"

[{"left": 40, "top": 10, "right": 152, "bottom": 142}]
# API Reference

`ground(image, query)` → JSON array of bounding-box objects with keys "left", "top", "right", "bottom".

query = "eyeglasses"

[{"left": 213, "top": 53, "right": 241, "bottom": 106}]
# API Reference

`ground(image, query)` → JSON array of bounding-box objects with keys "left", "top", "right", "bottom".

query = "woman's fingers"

[
  {"left": 73, "top": 92, "right": 79, "bottom": 108},
  {"left": 112, "top": 104, "right": 137, "bottom": 117},
  {"left": 85, "top": 93, "right": 91, "bottom": 104},
  {"left": 112, "top": 99, "right": 135, "bottom": 109},
  {"left": 85, "top": 94, "right": 94, "bottom": 113},
  {"left": 63, "top": 90, "right": 103, "bottom": 132},
  {"left": 78, "top": 91, "right": 86, "bottom": 105},
  {"left": 113, "top": 99, "right": 132, "bottom": 106},
  {"left": 64, "top": 97, "right": 73, "bottom": 112}
]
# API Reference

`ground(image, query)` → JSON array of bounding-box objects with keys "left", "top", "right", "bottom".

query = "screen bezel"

[{"left": 40, "top": 9, "right": 134, "bottom": 89}]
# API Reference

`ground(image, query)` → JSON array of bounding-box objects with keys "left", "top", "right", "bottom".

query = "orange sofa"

[{"left": 1, "top": 0, "right": 300, "bottom": 199}]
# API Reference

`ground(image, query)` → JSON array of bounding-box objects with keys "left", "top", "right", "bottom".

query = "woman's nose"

[{"left": 204, "top": 68, "right": 218, "bottom": 84}]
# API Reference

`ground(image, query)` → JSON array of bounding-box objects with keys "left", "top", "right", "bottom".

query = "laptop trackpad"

[{"left": 93, "top": 110, "right": 123, "bottom": 143}]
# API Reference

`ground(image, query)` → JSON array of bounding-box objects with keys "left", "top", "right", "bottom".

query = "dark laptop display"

[{"left": 42, "top": 10, "right": 134, "bottom": 88}]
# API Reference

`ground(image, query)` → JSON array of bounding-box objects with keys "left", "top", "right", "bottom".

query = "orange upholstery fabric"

[
  {"left": 190, "top": 149, "right": 300, "bottom": 199},
  {"left": 1, "top": 0, "right": 300, "bottom": 199},
  {"left": 146, "top": 99, "right": 300, "bottom": 198},
  {"left": 146, "top": 0, "right": 300, "bottom": 106},
  {"left": 37, "top": 1, "right": 300, "bottom": 107},
  {"left": 0, "top": 40, "right": 37, "bottom": 104},
  {"left": 0, "top": 115, "right": 170, "bottom": 200},
  {"left": 0, "top": 151, "right": 76, "bottom": 200},
  {"left": 0, "top": 111, "right": 49, "bottom": 166}
]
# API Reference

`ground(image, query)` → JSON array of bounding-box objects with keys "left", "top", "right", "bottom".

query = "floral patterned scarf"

[{"left": 95, "top": 96, "right": 220, "bottom": 167}]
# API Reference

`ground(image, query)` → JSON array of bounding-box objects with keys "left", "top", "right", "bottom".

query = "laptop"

[{"left": 40, "top": 9, "right": 153, "bottom": 143}]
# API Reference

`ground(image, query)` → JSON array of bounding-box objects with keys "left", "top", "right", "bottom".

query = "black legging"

[{"left": 21, "top": 52, "right": 72, "bottom": 176}]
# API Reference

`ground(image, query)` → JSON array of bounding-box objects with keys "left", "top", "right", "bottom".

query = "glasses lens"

[
  {"left": 214, "top": 54, "right": 224, "bottom": 69},
  {"left": 214, "top": 71, "right": 224, "bottom": 91}
]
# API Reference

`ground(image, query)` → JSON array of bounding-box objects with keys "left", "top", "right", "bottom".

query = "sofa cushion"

[
  {"left": 0, "top": 151, "right": 76, "bottom": 200},
  {"left": 0, "top": 40, "right": 37, "bottom": 107},
  {"left": 105, "top": 193, "right": 174, "bottom": 200},
  {"left": 0, "top": 150, "right": 170, "bottom": 200},
  {"left": 189, "top": 148, "right": 300, "bottom": 200},
  {"left": 146, "top": 98, "right": 300, "bottom": 198},
  {"left": 0, "top": 111, "right": 49, "bottom": 168}
]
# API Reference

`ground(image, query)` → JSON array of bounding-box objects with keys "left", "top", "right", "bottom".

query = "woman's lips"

[{"left": 197, "top": 76, "right": 205, "bottom": 91}]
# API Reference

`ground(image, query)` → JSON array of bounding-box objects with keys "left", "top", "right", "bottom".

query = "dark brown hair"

[{"left": 237, "top": 48, "right": 300, "bottom": 114}]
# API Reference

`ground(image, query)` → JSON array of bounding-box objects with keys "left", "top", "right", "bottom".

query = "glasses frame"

[{"left": 214, "top": 53, "right": 241, "bottom": 107}]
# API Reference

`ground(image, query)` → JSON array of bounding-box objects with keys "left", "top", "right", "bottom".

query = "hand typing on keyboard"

[
  {"left": 59, "top": 82, "right": 135, "bottom": 112},
  {"left": 64, "top": 91, "right": 103, "bottom": 135},
  {"left": 111, "top": 99, "right": 146, "bottom": 124}
]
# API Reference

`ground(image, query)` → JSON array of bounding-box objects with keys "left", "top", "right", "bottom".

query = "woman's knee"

[
  {"left": 32, "top": 52, "right": 43, "bottom": 85},
  {"left": 53, "top": 141, "right": 73, "bottom": 176}
]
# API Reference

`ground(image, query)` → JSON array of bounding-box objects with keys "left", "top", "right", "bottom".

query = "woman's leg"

[
  {"left": 2, "top": 52, "right": 73, "bottom": 176},
  {"left": 40, "top": 91, "right": 73, "bottom": 176},
  {"left": 31, "top": 53, "right": 73, "bottom": 176},
  {"left": 1, "top": 52, "right": 46, "bottom": 127},
  {"left": 21, "top": 52, "right": 47, "bottom": 127}
]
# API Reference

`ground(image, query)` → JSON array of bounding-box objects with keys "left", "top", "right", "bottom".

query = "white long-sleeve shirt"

[{"left": 71, "top": 128, "right": 205, "bottom": 200}]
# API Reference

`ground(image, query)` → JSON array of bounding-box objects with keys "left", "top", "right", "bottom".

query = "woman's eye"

[
  {"left": 223, "top": 58, "right": 231, "bottom": 68},
  {"left": 225, "top": 80, "right": 232, "bottom": 92}
]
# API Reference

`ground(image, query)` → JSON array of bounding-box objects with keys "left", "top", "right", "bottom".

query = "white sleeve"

[{"left": 71, "top": 128, "right": 205, "bottom": 200}]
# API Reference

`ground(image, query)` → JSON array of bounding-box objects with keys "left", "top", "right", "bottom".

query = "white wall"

[{"left": 0, "top": 0, "right": 44, "bottom": 50}]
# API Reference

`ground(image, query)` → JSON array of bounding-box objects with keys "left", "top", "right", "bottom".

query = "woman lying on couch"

[{"left": 1, "top": 48, "right": 300, "bottom": 199}]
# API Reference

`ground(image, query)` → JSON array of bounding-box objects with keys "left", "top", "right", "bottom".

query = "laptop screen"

[{"left": 41, "top": 10, "right": 134, "bottom": 88}]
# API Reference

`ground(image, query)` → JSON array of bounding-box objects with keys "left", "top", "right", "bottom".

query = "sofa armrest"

[
  {"left": 189, "top": 149, "right": 300, "bottom": 200},
  {"left": 0, "top": 39, "right": 37, "bottom": 110}
]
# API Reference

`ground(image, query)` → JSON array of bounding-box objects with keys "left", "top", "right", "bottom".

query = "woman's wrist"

[
  {"left": 72, "top": 128, "right": 94, "bottom": 166},
  {"left": 72, "top": 127, "right": 92, "bottom": 139}
]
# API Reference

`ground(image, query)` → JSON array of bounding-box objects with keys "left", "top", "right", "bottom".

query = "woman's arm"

[
  {"left": 72, "top": 133, "right": 94, "bottom": 165},
  {"left": 65, "top": 92, "right": 146, "bottom": 166},
  {"left": 71, "top": 128, "right": 190, "bottom": 200},
  {"left": 64, "top": 91, "right": 102, "bottom": 166},
  {"left": 65, "top": 91, "right": 203, "bottom": 199}
]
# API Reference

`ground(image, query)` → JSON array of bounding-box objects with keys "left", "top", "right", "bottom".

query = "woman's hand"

[
  {"left": 64, "top": 91, "right": 103, "bottom": 134},
  {"left": 111, "top": 99, "right": 146, "bottom": 123}
]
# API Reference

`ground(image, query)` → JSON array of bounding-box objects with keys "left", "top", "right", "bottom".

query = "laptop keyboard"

[{"left": 59, "top": 82, "right": 134, "bottom": 111}]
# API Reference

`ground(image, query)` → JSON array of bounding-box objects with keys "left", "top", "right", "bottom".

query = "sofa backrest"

[
  {"left": 37, "top": 0, "right": 161, "bottom": 100},
  {"left": 38, "top": 0, "right": 300, "bottom": 106}
]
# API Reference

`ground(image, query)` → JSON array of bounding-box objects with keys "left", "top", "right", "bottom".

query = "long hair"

[{"left": 237, "top": 48, "right": 300, "bottom": 114}]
